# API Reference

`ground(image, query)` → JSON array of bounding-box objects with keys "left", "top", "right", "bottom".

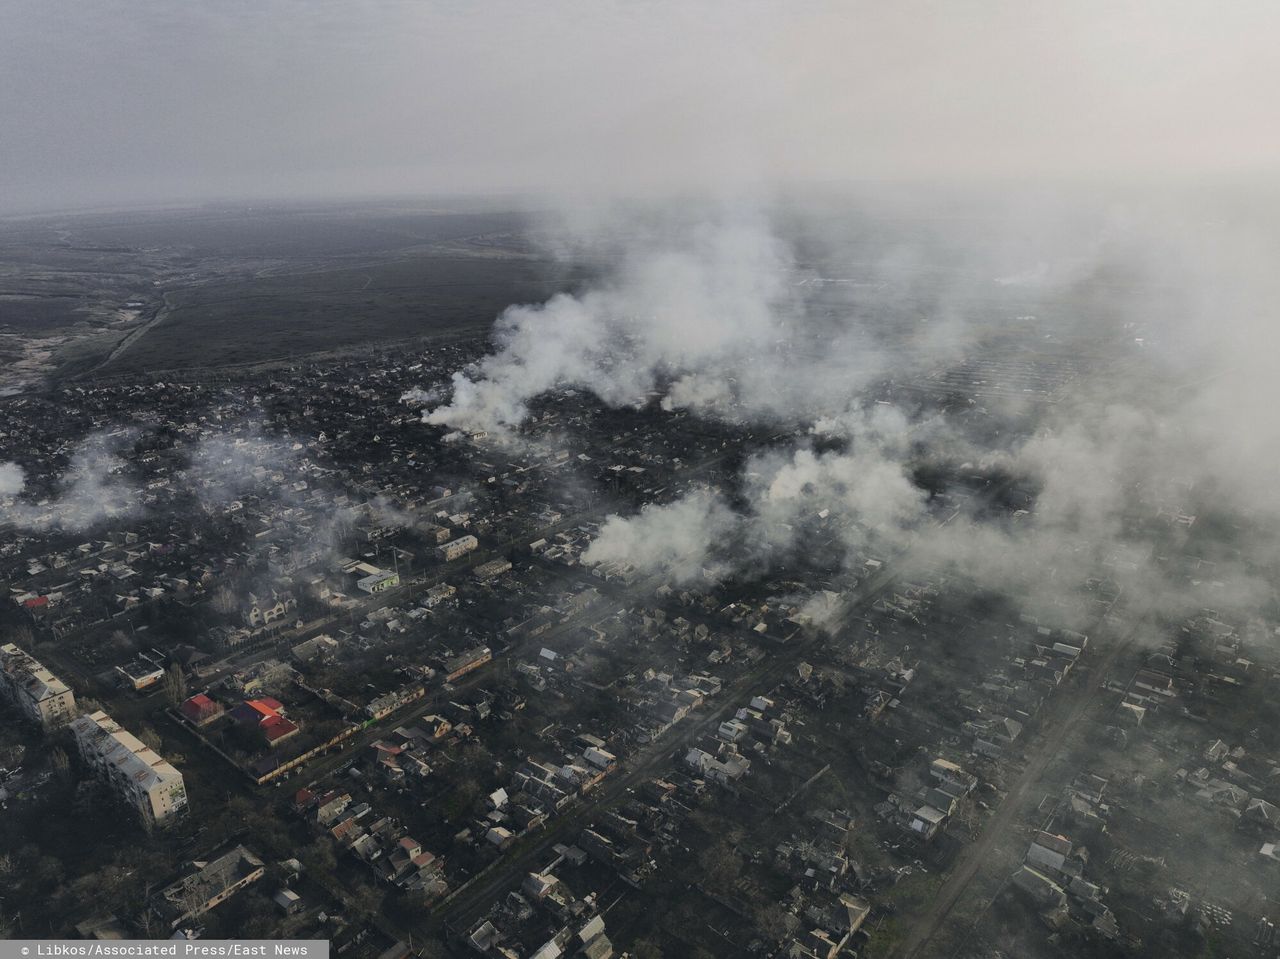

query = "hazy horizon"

[{"left": 5, "top": 0, "right": 1280, "bottom": 215}]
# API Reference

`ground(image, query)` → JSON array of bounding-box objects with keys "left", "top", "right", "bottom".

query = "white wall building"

[
  {"left": 71, "top": 710, "right": 188, "bottom": 828},
  {"left": 438, "top": 534, "right": 479, "bottom": 562},
  {"left": 0, "top": 642, "right": 76, "bottom": 729}
]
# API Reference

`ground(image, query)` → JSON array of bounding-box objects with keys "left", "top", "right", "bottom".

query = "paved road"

[{"left": 893, "top": 618, "right": 1139, "bottom": 959}]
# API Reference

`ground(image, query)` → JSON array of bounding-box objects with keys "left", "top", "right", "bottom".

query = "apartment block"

[
  {"left": 0, "top": 642, "right": 76, "bottom": 729},
  {"left": 71, "top": 709, "right": 188, "bottom": 828}
]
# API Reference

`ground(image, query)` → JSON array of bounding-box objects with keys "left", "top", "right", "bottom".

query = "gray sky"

[{"left": 4, "top": 0, "right": 1278, "bottom": 212}]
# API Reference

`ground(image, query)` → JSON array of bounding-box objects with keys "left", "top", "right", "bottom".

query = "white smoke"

[
  {"left": 0, "top": 433, "right": 139, "bottom": 531},
  {"left": 184, "top": 434, "right": 298, "bottom": 507},
  {"left": 400, "top": 386, "right": 443, "bottom": 407},
  {"left": 425, "top": 209, "right": 812, "bottom": 433},
  {"left": 423, "top": 191, "right": 1279, "bottom": 633},
  {"left": 0, "top": 461, "right": 23, "bottom": 496},
  {"left": 581, "top": 489, "right": 739, "bottom": 585}
]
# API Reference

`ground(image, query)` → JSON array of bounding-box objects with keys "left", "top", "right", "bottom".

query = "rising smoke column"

[
  {"left": 581, "top": 488, "right": 741, "bottom": 586},
  {"left": 424, "top": 209, "right": 805, "bottom": 433}
]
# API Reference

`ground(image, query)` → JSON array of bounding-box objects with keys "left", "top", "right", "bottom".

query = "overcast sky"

[{"left": 3, "top": 0, "right": 1278, "bottom": 213}]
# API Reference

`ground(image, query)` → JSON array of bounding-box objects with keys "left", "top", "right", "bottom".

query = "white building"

[
  {"left": 71, "top": 710, "right": 188, "bottom": 829},
  {"left": 438, "top": 535, "right": 479, "bottom": 562},
  {"left": 0, "top": 643, "right": 76, "bottom": 729}
]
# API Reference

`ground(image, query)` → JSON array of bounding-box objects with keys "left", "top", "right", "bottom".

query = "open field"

[
  {"left": 0, "top": 202, "right": 589, "bottom": 386},
  {"left": 94, "top": 255, "right": 585, "bottom": 375}
]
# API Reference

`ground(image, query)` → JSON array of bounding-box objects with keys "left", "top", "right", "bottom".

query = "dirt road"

[{"left": 894, "top": 622, "right": 1137, "bottom": 959}]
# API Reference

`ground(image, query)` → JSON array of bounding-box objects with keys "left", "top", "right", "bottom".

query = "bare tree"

[
  {"left": 138, "top": 726, "right": 164, "bottom": 753},
  {"left": 211, "top": 588, "right": 237, "bottom": 616},
  {"left": 50, "top": 746, "right": 72, "bottom": 785},
  {"left": 163, "top": 663, "right": 187, "bottom": 709},
  {"left": 697, "top": 839, "right": 743, "bottom": 887},
  {"left": 4, "top": 624, "right": 34, "bottom": 647}
]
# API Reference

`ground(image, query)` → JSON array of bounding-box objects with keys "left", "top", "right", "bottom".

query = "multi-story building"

[
  {"left": 152, "top": 845, "right": 265, "bottom": 929},
  {"left": 71, "top": 709, "right": 188, "bottom": 829},
  {"left": 437, "top": 534, "right": 479, "bottom": 562},
  {"left": 473, "top": 558, "right": 513, "bottom": 581},
  {"left": 0, "top": 642, "right": 76, "bottom": 729}
]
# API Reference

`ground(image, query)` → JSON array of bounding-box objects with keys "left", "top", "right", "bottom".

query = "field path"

[{"left": 89, "top": 291, "right": 175, "bottom": 372}]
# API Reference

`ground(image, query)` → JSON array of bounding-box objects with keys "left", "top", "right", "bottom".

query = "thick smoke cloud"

[
  {"left": 426, "top": 210, "right": 807, "bottom": 432},
  {"left": 475, "top": 197, "right": 1280, "bottom": 635},
  {"left": 582, "top": 490, "right": 739, "bottom": 586}
]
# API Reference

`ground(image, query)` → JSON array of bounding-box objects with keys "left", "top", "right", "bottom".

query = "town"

[{"left": 2, "top": 309, "right": 1277, "bottom": 959}]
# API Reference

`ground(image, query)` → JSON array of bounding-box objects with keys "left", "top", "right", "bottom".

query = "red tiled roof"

[
  {"left": 179, "top": 693, "right": 221, "bottom": 720},
  {"left": 262, "top": 715, "right": 299, "bottom": 741},
  {"left": 246, "top": 697, "right": 284, "bottom": 719}
]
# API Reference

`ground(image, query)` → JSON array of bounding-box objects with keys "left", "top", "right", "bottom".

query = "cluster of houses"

[
  {"left": 1012, "top": 830, "right": 1120, "bottom": 939},
  {"left": 1181, "top": 739, "right": 1280, "bottom": 840},
  {"left": 684, "top": 693, "right": 791, "bottom": 789},
  {"left": 300, "top": 787, "right": 447, "bottom": 895},
  {"left": 465, "top": 866, "right": 615, "bottom": 959},
  {"left": 483, "top": 733, "right": 621, "bottom": 847},
  {"left": 879, "top": 757, "right": 979, "bottom": 843}
]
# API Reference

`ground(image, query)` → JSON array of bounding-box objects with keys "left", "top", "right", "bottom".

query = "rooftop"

[
  {"left": 0, "top": 642, "right": 71, "bottom": 702},
  {"left": 73, "top": 710, "right": 183, "bottom": 794}
]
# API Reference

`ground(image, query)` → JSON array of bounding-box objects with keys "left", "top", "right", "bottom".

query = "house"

[
  {"left": 473, "top": 558, "right": 512, "bottom": 581},
  {"left": 582, "top": 746, "right": 616, "bottom": 771},
  {"left": 437, "top": 535, "right": 478, "bottom": 562},
  {"left": 245, "top": 590, "right": 297, "bottom": 628},
  {"left": 230, "top": 697, "right": 300, "bottom": 746},
  {"left": 1026, "top": 832, "right": 1072, "bottom": 875},
  {"left": 178, "top": 693, "right": 224, "bottom": 727},
  {"left": 272, "top": 888, "right": 303, "bottom": 915},
  {"left": 930, "top": 758, "right": 977, "bottom": 795},
  {"left": 1243, "top": 798, "right": 1279, "bottom": 830},
  {"left": 717, "top": 719, "right": 749, "bottom": 743},
  {"left": 1011, "top": 865, "right": 1067, "bottom": 909},
  {"left": 486, "top": 827, "right": 515, "bottom": 850},
  {"left": 423, "top": 583, "right": 456, "bottom": 607},
  {"left": 315, "top": 791, "right": 353, "bottom": 827},
  {"left": 1195, "top": 779, "right": 1250, "bottom": 808},
  {"left": 291, "top": 634, "right": 339, "bottom": 665},
  {"left": 366, "top": 684, "right": 426, "bottom": 720},
  {"left": 787, "top": 928, "right": 843, "bottom": 959},
  {"left": 117, "top": 657, "right": 164, "bottom": 691},
  {"left": 1133, "top": 669, "right": 1175, "bottom": 696},
  {"left": 419, "top": 715, "right": 453, "bottom": 740},
  {"left": 909, "top": 805, "right": 946, "bottom": 840},
  {"left": 684, "top": 746, "right": 750, "bottom": 784},
  {"left": 153, "top": 846, "right": 265, "bottom": 928},
  {"left": 442, "top": 646, "right": 492, "bottom": 683}
]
